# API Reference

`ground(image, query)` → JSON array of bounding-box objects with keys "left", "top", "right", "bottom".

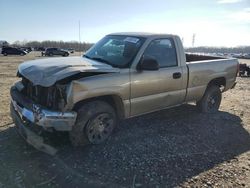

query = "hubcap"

[{"left": 86, "top": 113, "right": 114, "bottom": 144}]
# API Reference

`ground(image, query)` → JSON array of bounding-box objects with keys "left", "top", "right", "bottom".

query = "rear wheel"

[
  {"left": 70, "top": 101, "right": 117, "bottom": 146},
  {"left": 63, "top": 53, "right": 69, "bottom": 57},
  {"left": 3, "top": 53, "right": 7, "bottom": 56},
  {"left": 197, "top": 85, "right": 222, "bottom": 113}
]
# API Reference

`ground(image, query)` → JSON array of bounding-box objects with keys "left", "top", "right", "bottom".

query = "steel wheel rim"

[
  {"left": 208, "top": 93, "right": 219, "bottom": 110},
  {"left": 86, "top": 113, "right": 114, "bottom": 144}
]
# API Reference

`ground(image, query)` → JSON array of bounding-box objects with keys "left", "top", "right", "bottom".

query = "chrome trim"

[{"left": 11, "top": 99, "right": 77, "bottom": 131}]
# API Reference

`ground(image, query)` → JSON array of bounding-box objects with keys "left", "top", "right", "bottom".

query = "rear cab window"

[{"left": 143, "top": 38, "right": 178, "bottom": 68}]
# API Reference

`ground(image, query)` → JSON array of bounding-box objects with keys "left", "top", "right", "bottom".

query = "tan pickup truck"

[{"left": 10, "top": 33, "right": 238, "bottom": 150}]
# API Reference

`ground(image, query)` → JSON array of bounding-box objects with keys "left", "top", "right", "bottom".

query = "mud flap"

[{"left": 11, "top": 104, "right": 57, "bottom": 156}]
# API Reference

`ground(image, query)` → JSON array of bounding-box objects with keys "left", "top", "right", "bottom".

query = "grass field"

[{"left": 0, "top": 52, "right": 249, "bottom": 187}]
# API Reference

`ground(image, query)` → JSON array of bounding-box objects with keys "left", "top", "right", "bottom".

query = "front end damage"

[
  {"left": 10, "top": 56, "right": 119, "bottom": 154},
  {"left": 10, "top": 80, "right": 77, "bottom": 155}
]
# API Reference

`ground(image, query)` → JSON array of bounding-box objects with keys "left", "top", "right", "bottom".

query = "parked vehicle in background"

[
  {"left": 41, "top": 48, "right": 69, "bottom": 57},
  {"left": 68, "top": 48, "right": 74, "bottom": 53},
  {"left": 2, "top": 46, "right": 27, "bottom": 56},
  {"left": 239, "top": 64, "right": 250, "bottom": 77},
  {"left": 243, "top": 53, "right": 250, "bottom": 59},
  {"left": 10, "top": 33, "right": 238, "bottom": 152},
  {"left": 19, "top": 47, "right": 32, "bottom": 53},
  {"left": 35, "top": 47, "right": 46, "bottom": 51},
  {"left": 232, "top": 53, "right": 244, "bottom": 58}
]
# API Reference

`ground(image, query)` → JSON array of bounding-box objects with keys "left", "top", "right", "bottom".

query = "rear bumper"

[
  {"left": 10, "top": 85, "right": 77, "bottom": 131},
  {"left": 10, "top": 104, "right": 57, "bottom": 155}
]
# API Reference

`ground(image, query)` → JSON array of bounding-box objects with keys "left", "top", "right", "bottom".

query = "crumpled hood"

[{"left": 18, "top": 56, "right": 119, "bottom": 87}]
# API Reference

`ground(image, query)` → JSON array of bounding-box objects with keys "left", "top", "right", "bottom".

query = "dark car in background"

[
  {"left": 68, "top": 48, "right": 75, "bottom": 53},
  {"left": 41, "top": 48, "right": 69, "bottom": 57},
  {"left": 35, "top": 47, "right": 46, "bottom": 51},
  {"left": 1, "top": 46, "right": 27, "bottom": 56},
  {"left": 19, "top": 47, "right": 32, "bottom": 53}
]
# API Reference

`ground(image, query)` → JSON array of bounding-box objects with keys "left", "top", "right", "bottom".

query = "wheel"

[
  {"left": 49, "top": 53, "right": 53, "bottom": 56},
  {"left": 20, "top": 53, "right": 25, "bottom": 56},
  {"left": 196, "top": 85, "right": 222, "bottom": 113},
  {"left": 70, "top": 101, "right": 117, "bottom": 146},
  {"left": 63, "top": 53, "right": 69, "bottom": 57}
]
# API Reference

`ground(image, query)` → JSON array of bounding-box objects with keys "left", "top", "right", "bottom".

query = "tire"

[
  {"left": 20, "top": 53, "right": 25, "bottom": 56},
  {"left": 196, "top": 85, "right": 222, "bottom": 113},
  {"left": 70, "top": 101, "right": 117, "bottom": 146},
  {"left": 63, "top": 53, "right": 69, "bottom": 57},
  {"left": 49, "top": 53, "right": 53, "bottom": 56},
  {"left": 3, "top": 53, "right": 7, "bottom": 56}
]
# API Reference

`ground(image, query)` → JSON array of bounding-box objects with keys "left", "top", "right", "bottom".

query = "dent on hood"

[{"left": 18, "top": 56, "right": 119, "bottom": 87}]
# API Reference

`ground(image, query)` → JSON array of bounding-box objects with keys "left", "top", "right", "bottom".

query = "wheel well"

[
  {"left": 207, "top": 77, "right": 226, "bottom": 89},
  {"left": 73, "top": 95, "right": 125, "bottom": 119}
]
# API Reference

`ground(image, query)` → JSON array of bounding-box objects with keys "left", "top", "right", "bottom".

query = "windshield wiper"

[{"left": 83, "top": 55, "right": 113, "bottom": 66}]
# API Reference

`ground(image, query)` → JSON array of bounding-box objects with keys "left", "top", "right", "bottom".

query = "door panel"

[
  {"left": 130, "top": 66, "right": 186, "bottom": 116},
  {"left": 130, "top": 38, "right": 187, "bottom": 117}
]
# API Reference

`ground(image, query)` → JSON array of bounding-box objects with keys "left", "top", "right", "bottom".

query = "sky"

[{"left": 0, "top": 0, "right": 250, "bottom": 47}]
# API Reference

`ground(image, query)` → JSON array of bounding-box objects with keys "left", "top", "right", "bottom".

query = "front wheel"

[
  {"left": 70, "top": 101, "right": 117, "bottom": 146},
  {"left": 196, "top": 85, "right": 222, "bottom": 113}
]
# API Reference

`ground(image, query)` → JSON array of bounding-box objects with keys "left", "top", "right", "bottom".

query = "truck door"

[{"left": 130, "top": 38, "right": 186, "bottom": 116}]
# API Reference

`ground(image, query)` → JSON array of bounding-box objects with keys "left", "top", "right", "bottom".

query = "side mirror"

[{"left": 138, "top": 56, "right": 159, "bottom": 71}]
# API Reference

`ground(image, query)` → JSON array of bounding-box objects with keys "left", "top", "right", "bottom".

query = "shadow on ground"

[{"left": 0, "top": 104, "right": 249, "bottom": 187}]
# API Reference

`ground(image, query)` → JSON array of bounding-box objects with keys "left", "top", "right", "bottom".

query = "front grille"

[{"left": 21, "top": 77, "right": 65, "bottom": 110}]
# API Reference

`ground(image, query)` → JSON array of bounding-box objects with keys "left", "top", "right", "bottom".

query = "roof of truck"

[{"left": 108, "top": 32, "right": 176, "bottom": 38}]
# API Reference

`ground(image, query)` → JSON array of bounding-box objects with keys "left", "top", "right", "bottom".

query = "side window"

[{"left": 143, "top": 38, "right": 178, "bottom": 68}]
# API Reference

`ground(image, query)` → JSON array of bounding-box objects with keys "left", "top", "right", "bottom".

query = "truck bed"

[
  {"left": 186, "top": 53, "right": 224, "bottom": 62},
  {"left": 185, "top": 56, "right": 238, "bottom": 102}
]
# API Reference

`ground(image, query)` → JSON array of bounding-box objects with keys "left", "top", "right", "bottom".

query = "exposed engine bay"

[{"left": 20, "top": 76, "right": 67, "bottom": 111}]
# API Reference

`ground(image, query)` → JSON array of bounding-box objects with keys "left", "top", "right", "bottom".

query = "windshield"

[{"left": 84, "top": 35, "right": 145, "bottom": 68}]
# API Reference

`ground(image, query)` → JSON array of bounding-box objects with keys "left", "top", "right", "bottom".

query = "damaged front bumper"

[
  {"left": 10, "top": 85, "right": 77, "bottom": 155},
  {"left": 10, "top": 86, "right": 77, "bottom": 131},
  {"left": 10, "top": 104, "right": 58, "bottom": 155}
]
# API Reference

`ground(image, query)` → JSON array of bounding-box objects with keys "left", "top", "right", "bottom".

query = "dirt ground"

[{"left": 0, "top": 52, "right": 249, "bottom": 187}]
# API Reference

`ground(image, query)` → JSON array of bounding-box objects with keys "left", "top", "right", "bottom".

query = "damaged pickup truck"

[{"left": 10, "top": 33, "right": 238, "bottom": 153}]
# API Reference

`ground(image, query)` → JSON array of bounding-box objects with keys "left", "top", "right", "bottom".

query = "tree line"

[
  {"left": 10, "top": 40, "right": 250, "bottom": 54},
  {"left": 12, "top": 40, "right": 94, "bottom": 52},
  {"left": 186, "top": 46, "right": 250, "bottom": 54}
]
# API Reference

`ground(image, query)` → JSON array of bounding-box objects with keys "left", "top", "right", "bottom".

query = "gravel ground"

[{"left": 0, "top": 52, "right": 249, "bottom": 187}]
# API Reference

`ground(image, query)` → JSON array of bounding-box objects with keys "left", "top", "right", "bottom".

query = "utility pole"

[
  {"left": 192, "top": 33, "right": 196, "bottom": 47},
  {"left": 79, "top": 20, "right": 81, "bottom": 54}
]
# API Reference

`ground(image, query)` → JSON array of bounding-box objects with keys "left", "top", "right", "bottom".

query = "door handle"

[{"left": 173, "top": 72, "right": 182, "bottom": 79}]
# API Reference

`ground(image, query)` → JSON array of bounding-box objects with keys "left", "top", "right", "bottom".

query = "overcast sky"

[{"left": 0, "top": 0, "right": 249, "bottom": 47}]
